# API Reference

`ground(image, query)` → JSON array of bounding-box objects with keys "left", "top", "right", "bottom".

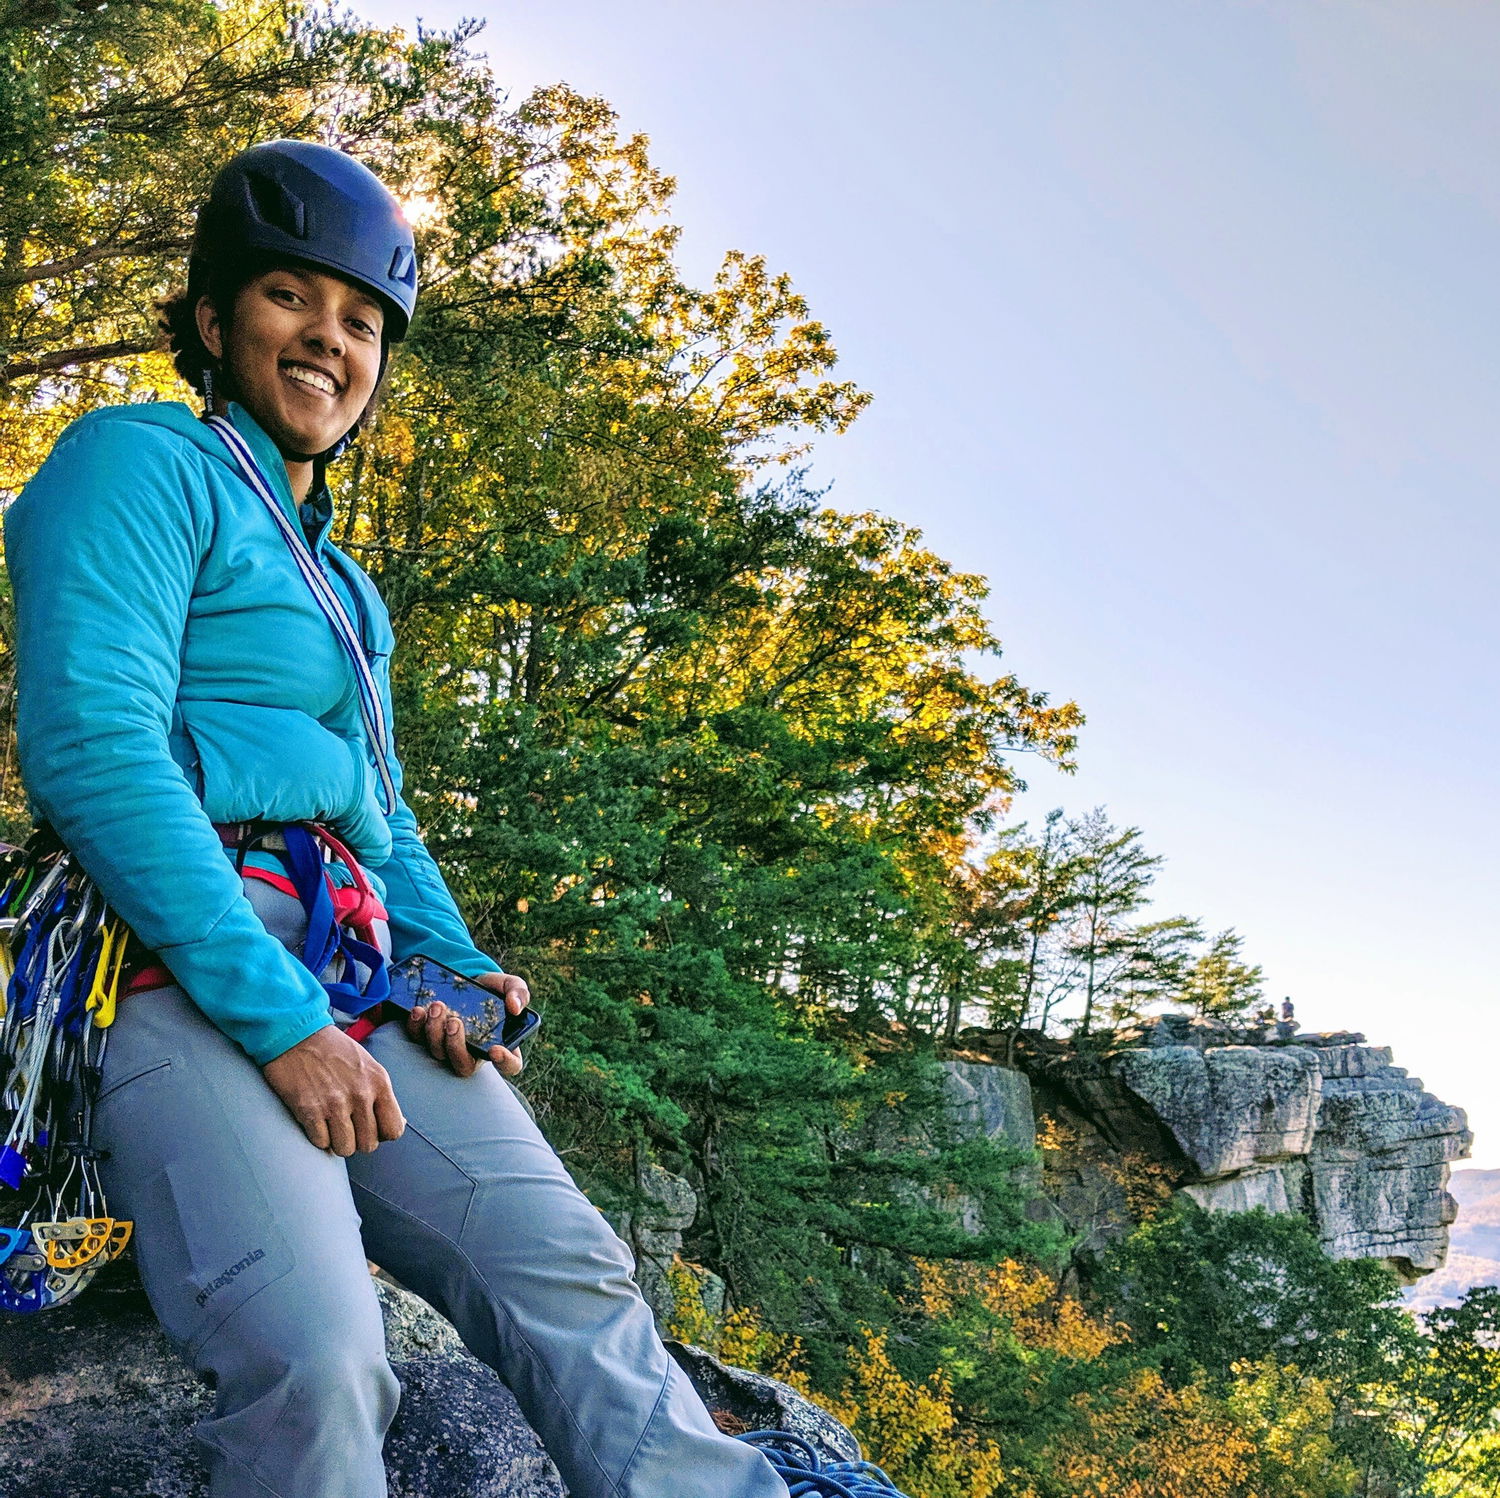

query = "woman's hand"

[
  {"left": 406, "top": 971, "right": 530, "bottom": 1079},
  {"left": 262, "top": 1026, "right": 406, "bottom": 1156}
]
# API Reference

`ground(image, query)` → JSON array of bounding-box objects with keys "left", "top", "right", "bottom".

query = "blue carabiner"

[{"left": 0, "top": 1263, "right": 52, "bottom": 1314}]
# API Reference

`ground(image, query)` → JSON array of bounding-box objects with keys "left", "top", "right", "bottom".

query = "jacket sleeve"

[
  {"left": 329, "top": 549, "right": 502, "bottom": 978},
  {"left": 4, "top": 416, "right": 336, "bottom": 1065},
  {"left": 379, "top": 787, "right": 504, "bottom": 978}
]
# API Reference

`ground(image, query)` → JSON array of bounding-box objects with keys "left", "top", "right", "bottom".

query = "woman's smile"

[{"left": 280, "top": 359, "right": 342, "bottom": 398}]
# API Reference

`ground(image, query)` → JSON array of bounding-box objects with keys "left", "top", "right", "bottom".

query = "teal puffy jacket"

[{"left": 4, "top": 399, "right": 499, "bottom": 1065}]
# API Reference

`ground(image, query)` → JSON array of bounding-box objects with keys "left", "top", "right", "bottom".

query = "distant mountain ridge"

[{"left": 1406, "top": 1168, "right": 1500, "bottom": 1313}]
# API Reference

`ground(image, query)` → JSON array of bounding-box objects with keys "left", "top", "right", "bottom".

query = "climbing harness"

[
  {"left": 734, "top": 1431, "right": 913, "bottom": 1497},
  {"left": 0, "top": 830, "right": 134, "bottom": 1314},
  {"left": 273, "top": 822, "right": 390, "bottom": 1018},
  {"left": 0, "top": 818, "right": 387, "bottom": 1316},
  {"left": 204, "top": 413, "right": 398, "bottom": 815}
]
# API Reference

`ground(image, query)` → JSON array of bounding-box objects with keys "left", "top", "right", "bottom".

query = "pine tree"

[{"left": 1177, "top": 928, "right": 1264, "bottom": 1021}]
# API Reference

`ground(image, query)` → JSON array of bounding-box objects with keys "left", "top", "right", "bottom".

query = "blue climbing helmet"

[{"left": 190, "top": 139, "right": 418, "bottom": 340}]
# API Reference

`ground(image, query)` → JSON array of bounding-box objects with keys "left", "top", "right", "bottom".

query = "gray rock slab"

[
  {"left": 0, "top": 1258, "right": 566, "bottom": 1497},
  {"left": 1180, "top": 1164, "right": 1293, "bottom": 1216},
  {"left": 665, "top": 1341, "right": 861, "bottom": 1464},
  {"left": 0, "top": 1262, "right": 854, "bottom": 1496},
  {"left": 942, "top": 1062, "right": 1037, "bottom": 1153},
  {"left": 1113, "top": 1044, "right": 1322, "bottom": 1177}
]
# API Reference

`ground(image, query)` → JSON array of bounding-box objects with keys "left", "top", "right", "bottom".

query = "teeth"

[{"left": 284, "top": 364, "right": 336, "bottom": 395}]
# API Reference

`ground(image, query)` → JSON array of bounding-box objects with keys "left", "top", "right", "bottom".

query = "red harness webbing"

[{"left": 124, "top": 825, "right": 390, "bottom": 1015}]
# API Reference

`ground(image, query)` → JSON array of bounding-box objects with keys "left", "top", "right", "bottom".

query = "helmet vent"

[
  {"left": 246, "top": 171, "right": 307, "bottom": 239},
  {"left": 389, "top": 245, "right": 416, "bottom": 288}
]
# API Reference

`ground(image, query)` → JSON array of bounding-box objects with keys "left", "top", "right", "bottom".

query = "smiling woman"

[
  {"left": 4, "top": 138, "right": 793, "bottom": 1498},
  {"left": 195, "top": 265, "right": 386, "bottom": 497}
]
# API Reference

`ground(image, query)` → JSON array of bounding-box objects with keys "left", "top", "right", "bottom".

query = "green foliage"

[
  {"left": 1175, "top": 927, "right": 1265, "bottom": 1021},
  {"left": 7, "top": 10, "right": 1498, "bottom": 1494},
  {"left": 1373, "top": 1286, "right": 1500, "bottom": 1496},
  {"left": 0, "top": 0, "right": 1073, "bottom": 1392},
  {"left": 1097, "top": 1201, "right": 1409, "bottom": 1392},
  {"left": 1092, "top": 1203, "right": 1500, "bottom": 1496}
]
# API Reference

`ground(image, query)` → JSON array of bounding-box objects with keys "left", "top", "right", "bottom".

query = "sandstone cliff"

[{"left": 948, "top": 1015, "right": 1472, "bottom": 1282}]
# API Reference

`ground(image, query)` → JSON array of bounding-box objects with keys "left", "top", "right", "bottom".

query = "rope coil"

[{"left": 735, "top": 1429, "right": 912, "bottom": 1497}]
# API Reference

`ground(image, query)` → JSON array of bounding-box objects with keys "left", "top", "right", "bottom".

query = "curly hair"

[
  {"left": 157, "top": 258, "right": 255, "bottom": 398},
  {"left": 157, "top": 254, "right": 390, "bottom": 441}
]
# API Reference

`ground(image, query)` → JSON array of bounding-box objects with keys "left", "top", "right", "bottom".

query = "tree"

[
  {"left": 1380, "top": 1286, "right": 1500, "bottom": 1494},
  {"left": 1102, "top": 913, "right": 1205, "bottom": 1029},
  {"left": 1096, "top": 1203, "right": 1409, "bottom": 1394},
  {"left": 1178, "top": 928, "right": 1264, "bottom": 1022}
]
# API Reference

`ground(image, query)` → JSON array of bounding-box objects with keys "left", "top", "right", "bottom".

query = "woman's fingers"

[
  {"left": 474, "top": 970, "right": 530, "bottom": 1016},
  {"left": 299, "top": 1111, "right": 332, "bottom": 1153},
  {"left": 264, "top": 1026, "right": 399, "bottom": 1155},
  {"left": 416, "top": 1001, "right": 453, "bottom": 1061},
  {"left": 325, "top": 1110, "right": 358, "bottom": 1158},
  {"left": 488, "top": 1043, "right": 523, "bottom": 1078},
  {"left": 443, "top": 1014, "right": 477, "bottom": 1077},
  {"left": 374, "top": 1088, "right": 407, "bottom": 1142},
  {"left": 501, "top": 975, "right": 530, "bottom": 1016},
  {"left": 404, "top": 997, "right": 526, "bottom": 1079},
  {"left": 404, "top": 1000, "right": 479, "bottom": 1076},
  {"left": 350, "top": 1098, "right": 382, "bottom": 1156}
]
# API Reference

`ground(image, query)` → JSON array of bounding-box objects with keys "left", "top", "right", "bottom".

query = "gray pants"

[{"left": 93, "top": 880, "right": 785, "bottom": 1498}]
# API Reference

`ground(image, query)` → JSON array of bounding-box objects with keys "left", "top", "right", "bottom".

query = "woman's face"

[{"left": 196, "top": 264, "right": 385, "bottom": 460}]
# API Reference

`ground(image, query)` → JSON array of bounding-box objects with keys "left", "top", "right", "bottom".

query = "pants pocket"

[{"left": 94, "top": 1055, "right": 295, "bottom": 1359}]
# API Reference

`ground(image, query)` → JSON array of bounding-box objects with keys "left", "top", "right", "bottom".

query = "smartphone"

[{"left": 385, "top": 954, "right": 540, "bottom": 1058}]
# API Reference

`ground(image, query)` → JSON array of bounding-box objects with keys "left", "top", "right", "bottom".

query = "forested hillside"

[{"left": 4, "top": 5, "right": 1500, "bottom": 1493}]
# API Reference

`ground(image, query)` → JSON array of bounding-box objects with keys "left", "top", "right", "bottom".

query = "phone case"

[{"left": 385, "top": 955, "right": 540, "bottom": 1054}]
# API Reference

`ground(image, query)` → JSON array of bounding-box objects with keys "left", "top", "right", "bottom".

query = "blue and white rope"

[
  {"left": 736, "top": 1430, "right": 910, "bottom": 1497},
  {"left": 204, "top": 414, "right": 397, "bottom": 814}
]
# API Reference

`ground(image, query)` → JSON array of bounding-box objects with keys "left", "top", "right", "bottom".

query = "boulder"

[
  {"left": 943, "top": 1061, "right": 1037, "bottom": 1156},
  {"left": 0, "top": 1258, "right": 564, "bottom": 1498},
  {"left": 1307, "top": 1044, "right": 1470, "bottom": 1277},
  {"left": 0, "top": 1258, "right": 855, "bottom": 1495},
  {"left": 609, "top": 1162, "right": 726, "bottom": 1328},
  {"left": 665, "top": 1342, "right": 861, "bottom": 1463},
  {"left": 1113, "top": 1044, "right": 1322, "bottom": 1177}
]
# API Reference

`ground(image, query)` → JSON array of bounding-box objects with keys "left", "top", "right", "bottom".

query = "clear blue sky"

[{"left": 357, "top": 1, "right": 1500, "bottom": 1164}]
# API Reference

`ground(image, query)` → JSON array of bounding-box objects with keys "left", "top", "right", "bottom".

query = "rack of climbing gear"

[
  {"left": 0, "top": 828, "right": 133, "bottom": 1314},
  {"left": 734, "top": 1430, "right": 914, "bottom": 1497}
]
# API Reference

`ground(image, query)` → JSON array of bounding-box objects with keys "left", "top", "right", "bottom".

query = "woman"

[{"left": 5, "top": 140, "right": 791, "bottom": 1498}]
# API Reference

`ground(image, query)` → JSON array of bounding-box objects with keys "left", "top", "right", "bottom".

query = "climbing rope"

[
  {"left": 0, "top": 831, "right": 133, "bottom": 1314},
  {"left": 735, "top": 1430, "right": 912, "bottom": 1497}
]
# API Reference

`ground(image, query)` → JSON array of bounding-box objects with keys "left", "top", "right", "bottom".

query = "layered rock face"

[{"left": 951, "top": 1016, "right": 1471, "bottom": 1281}]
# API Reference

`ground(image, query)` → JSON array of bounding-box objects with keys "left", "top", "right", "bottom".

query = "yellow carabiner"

[
  {"left": 0, "top": 917, "right": 15, "bottom": 1018},
  {"left": 103, "top": 1219, "right": 133, "bottom": 1261},
  {"left": 87, "top": 918, "right": 126, "bottom": 1029}
]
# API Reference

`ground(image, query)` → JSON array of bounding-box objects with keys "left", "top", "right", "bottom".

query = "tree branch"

[
  {"left": 0, "top": 236, "right": 190, "bottom": 289},
  {"left": 1, "top": 339, "right": 157, "bottom": 384}
]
